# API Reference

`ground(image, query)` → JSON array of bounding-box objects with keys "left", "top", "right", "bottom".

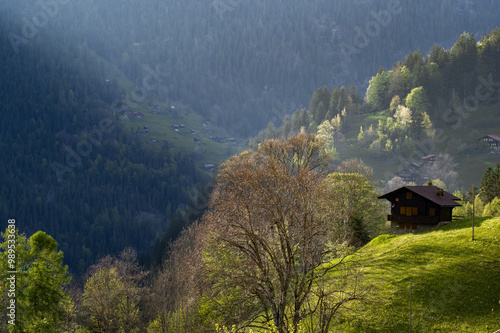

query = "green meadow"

[{"left": 336, "top": 217, "right": 500, "bottom": 332}]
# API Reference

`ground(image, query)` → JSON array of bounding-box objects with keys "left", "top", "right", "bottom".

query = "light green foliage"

[
  {"left": 336, "top": 217, "right": 500, "bottom": 332},
  {"left": 215, "top": 321, "right": 307, "bottom": 333},
  {"left": 357, "top": 126, "right": 364, "bottom": 143},
  {"left": 0, "top": 229, "right": 71, "bottom": 333},
  {"left": 317, "top": 116, "right": 341, "bottom": 159},
  {"left": 388, "top": 66, "right": 412, "bottom": 99},
  {"left": 483, "top": 197, "right": 500, "bottom": 217},
  {"left": 491, "top": 197, "right": 500, "bottom": 216},
  {"left": 308, "top": 120, "right": 318, "bottom": 133},
  {"left": 430, "top": 179, "right": 447, "bottom": 190},
  {"left": 406, "top": 86, "right": 429, "bottom": 113},
  {"left": 405, "top": 87, "right": 433, "bottom": 139},
  {"left": 81, "top": 250, "right": 145, "bottom": 333},
  {"left": 393, "top": 105, "right": 412, "bottom": 128},
  {"left": 366, "top": 70, "right": 390, "bottom": 110},
  {"left": 453, "top": 193, "right": 484, "bottom": 218},
  {"left": 324, "top": 173, "right": 387, "bottom": 246}
]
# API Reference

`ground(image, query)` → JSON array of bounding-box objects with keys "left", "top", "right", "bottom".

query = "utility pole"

[
  {"left": 409, "top": 282, "right": 412, "bottom": 333},
  {"left": 472, "top": 185, "right": 475, "bottom": 241}
]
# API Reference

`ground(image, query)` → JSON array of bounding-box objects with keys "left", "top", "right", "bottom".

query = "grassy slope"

[
  {"left": 337, "top": 217, "right": 500, "bottom": 332},
  {"left": 115, "top": 75, "right": 245, "bottom": 170}
]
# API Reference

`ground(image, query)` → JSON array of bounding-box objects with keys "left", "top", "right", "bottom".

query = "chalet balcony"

[{"left": 387, "top": 215, "right": 440, "bottom": 225}]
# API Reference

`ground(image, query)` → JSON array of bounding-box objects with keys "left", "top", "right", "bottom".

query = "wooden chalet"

[
  {"left": 379, "top": 185, "right": 461, "bottom": 234},
  {"left": 395, "top": 163, "right": 421, "bottom": 183},
  {"left": 421, "top": 154, "right": 436, "bottom": 165},
  {"left": 479, "top": 135, "right": 500, "bottom": 149}
]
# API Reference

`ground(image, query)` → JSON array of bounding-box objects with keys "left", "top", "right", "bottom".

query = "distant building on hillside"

[
  {"left": 379, "top": 185, "right": 461, "bottom": 235},
  {"left": 479, "top": 135, "right": 500, "bottom": 149},
  {"left": 395, "top": 163, "right": 421, "bottom": 183},
  {"left": 204, "top": 164, "right": 215, "bottom": 172},
  {"left": 421, "top": 154, "right": 436, "bottom": 166}
]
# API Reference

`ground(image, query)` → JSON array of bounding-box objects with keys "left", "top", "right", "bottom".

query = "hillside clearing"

[{"left": 336, "top": 217, "right": 500, "bottom": 332}]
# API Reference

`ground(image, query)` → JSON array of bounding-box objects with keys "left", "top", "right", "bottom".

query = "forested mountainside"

[
  {"left": 3, "top": 1, "right": 500, "bottom": 135},
  {"left": 253, "top": 28, "right": 500, "bottom": 191},
  {"left": 1, "top": 0, "right": 500, "bottom": 274},
  {"left": 0, "top": 10, "right": 207, "bottom": 273}
]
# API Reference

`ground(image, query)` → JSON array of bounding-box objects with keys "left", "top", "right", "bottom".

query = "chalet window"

[
  {"left": 406, "top": 192, "right": 412, "bottom": 199},
  {"left": 400, "top": 206, "right": 417, "bottom": 216},
  {"left": 429, "top": 208, "right": 435, "bottom": 216}
]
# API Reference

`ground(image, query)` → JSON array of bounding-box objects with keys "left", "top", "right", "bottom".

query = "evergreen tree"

[
  {"left": 309, "top": 87, "right": 330, "bottom": 122},
  {"left": 450, "top": 32, "right": 478, "bottom": 96},
  {"left": 280, "top": 115, "right": 292, "bottom": 138},
  {"left": 328, "top": 87, "right": 340, "bottom": 117},
  {"left": 348, "top": 82, "right": 363, "bottom": 105},
  {"left": 291, "top": 110, "right": 301, "bottom": 132},
  {"left": 479, "top": 164, "right": 500, "bottom": 203},
  {"left": 314, "top": 101, "right": 328, "bottom": 124},
  {"left": 0, "top": 229, "right": 72, "bottom": 332},
  {"left": 337, "top": 86, "right": 351, "bottom": 116},
  {"left": 427, "top": 44, "right": 450, "bottom": 68}
]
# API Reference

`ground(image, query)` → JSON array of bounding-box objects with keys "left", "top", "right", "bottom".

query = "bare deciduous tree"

[
  {"left": 147, "top": 222, "right": 209, "bottom": 333},
  {"left": 202, "top": 132, "right": 367, "bottom": 333},
  {"left": 336, "top": 158, "right": 373, "bottom": 180}
]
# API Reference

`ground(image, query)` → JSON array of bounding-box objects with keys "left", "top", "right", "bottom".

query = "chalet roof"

[
  {"left": 481, "top": 135, "right": 500, "bottom": 142},
  {"left": 421, "top": 154, "right": 436, "bottom": 160},
  {"left": 379, "top": 186, "right": 461, "bottom": 207}
]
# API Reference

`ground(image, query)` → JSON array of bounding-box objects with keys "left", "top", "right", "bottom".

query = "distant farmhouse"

[
  {"left": 204, "top": 164, "right": 215, "bottom": 172},
  {"left": 393, "top": 154, "right": 437, "bottom": 184},
  {"left": 421, "top": 154, "right": 436, "bottom": 166},
  {"left": 379, "top": 185, "right": 461, "bottom": 235},
  {"left": 479, "top": 135, "right": 500, "bottom": 150},
  {"left": 395, "top": 163, "right": 420, "bottom": 183}
]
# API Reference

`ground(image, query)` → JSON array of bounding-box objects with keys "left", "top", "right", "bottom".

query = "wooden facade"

[
  {"left": 479, "top": 135, "right": 500, "bottom": 149},
  {"left": 379, "top": 186, "right": 461, "bottom": 234}
]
